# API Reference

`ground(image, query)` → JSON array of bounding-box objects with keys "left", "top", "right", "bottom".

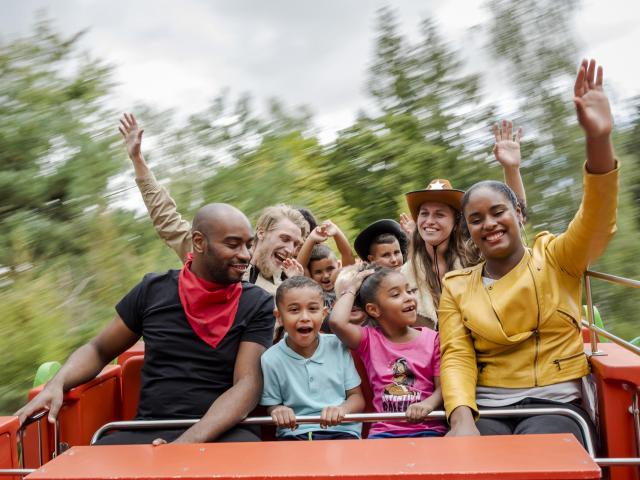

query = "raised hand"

[
  {"left": 350, "top": 269, "right": 375, "bottom": 292},
  {"left": 282, "top": 258, "right": 304, "bottom": 278},
  {"left": 574, "top": 59, "right": 613, "bottom": 139},
  {"left": 309, "top": 224, "right": 329, "bottom": 244},
  {"left": 399, "top": 213, "right": 415, "bottom": 236},
  {"left": 118, "top": 113, "right": 145, "bottom": 162},
  {"left": 492, "top": 120, "right": 523, "bottom": 169},
  {"left": 322, "top": 220, "right": 339, "bottom": 237}
]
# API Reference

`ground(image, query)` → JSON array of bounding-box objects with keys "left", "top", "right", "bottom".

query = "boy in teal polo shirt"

[{"left": 261, "top": 276, "right": 364, "bottom": 440}]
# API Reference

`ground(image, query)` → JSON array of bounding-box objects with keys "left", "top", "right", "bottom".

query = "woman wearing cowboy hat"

[{"left": 401, "top": 120, "right": 527, "bottom": 329}]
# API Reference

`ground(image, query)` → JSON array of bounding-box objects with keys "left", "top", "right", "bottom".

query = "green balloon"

[{"left": 33, "top": 361, "right": 62, "bottom": 387}]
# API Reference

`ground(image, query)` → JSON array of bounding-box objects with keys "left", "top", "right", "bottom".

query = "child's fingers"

[{"left": 505, "top": 120, "right": 512, "bottom": 141}]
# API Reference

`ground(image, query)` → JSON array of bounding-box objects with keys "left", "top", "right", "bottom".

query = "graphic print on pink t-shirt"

[{"left": 355, "top": 326, "right": 446, "bottom": 437}]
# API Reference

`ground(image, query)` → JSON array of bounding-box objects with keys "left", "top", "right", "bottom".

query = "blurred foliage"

[{"left": 1, "top": 5, "right": 639, "bottom": 414}]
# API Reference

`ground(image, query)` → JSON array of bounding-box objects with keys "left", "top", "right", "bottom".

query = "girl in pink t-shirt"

[{"left": 329, "top": 266, "right": 446, "bottom": 438}]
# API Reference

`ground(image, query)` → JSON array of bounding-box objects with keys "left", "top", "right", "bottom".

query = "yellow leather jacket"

[{"left": 438, "top": 165, "right": 618, "bottom": 419}]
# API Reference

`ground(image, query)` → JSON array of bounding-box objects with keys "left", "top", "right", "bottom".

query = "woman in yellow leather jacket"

[{"left": 438, "top": 59, "right": 618, "bottom": 444}]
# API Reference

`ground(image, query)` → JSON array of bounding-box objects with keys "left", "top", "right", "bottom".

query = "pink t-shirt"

[{"left": 355, "top": 326, "right": 446, "bottom": 436}]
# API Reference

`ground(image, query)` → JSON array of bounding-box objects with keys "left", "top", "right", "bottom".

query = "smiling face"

[
  {"left": 253, "top": 218, "right": 303, "bottom": 278},
  {"left": 276, "top": 286, "right": 326, "bottom": 358},
  {"left": 368, "top": 238, "right": 403, "bottom": 270},
  {"left": 463, "top": 186, "right": 523, "bottom": 261},
  {"left": 309, "top": 255, "right": 340, "bottom": 291},
  {"left": 364, "top": 271, "right": 417, "bottom": 327},
  {"left": 416, "top": 201, "right": 457, "bottom": 248},
  {"left": 192, "top": 208, "right": 253, "bottom": 284}
]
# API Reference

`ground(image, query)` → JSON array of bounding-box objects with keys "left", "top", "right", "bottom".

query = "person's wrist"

[{"left": 585, "top": 132, "right": 612, "bottom": 143}]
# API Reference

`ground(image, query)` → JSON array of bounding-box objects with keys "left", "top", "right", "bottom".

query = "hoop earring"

[{"left": 519, "top": 221, "right": 529, "bottom": 246}]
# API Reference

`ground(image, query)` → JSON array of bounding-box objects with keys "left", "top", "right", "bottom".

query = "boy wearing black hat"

[{"left": 354, "top": 219, "right": 408, "bottom": 270}]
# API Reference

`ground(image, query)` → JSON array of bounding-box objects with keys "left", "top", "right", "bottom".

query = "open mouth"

[
  {"left": 296, "top": 326, "right": 314, "bottom": 334},
  {"left": 273, "top": 252, "right": 287, "bottom": 265},
  {"left": 401, "top": 304, "right": 416, "bottom": 313},
  {"left": 231, "top": 263, "right": 248, "bottom": 272}
]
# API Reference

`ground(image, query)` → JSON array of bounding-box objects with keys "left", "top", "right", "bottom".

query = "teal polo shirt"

[{"left": 260, "top": 334, "right": 362, "bottom": 439}]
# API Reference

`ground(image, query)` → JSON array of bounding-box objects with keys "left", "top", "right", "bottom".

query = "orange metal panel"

[
  {"left": 23, "top": 365, "right": 122, "bottom": 466},
  {"left": 27, "top": 434, "right": 600, "bottom": 480},
  {"left": 117, "top": 342, "right": 145, "bottom": 365},
  {"left": 590, "top": 343, "right": 640, "bottom": 480},
  {"left": 0, "top": 416, "right": 19, "bottom": 480},
  {"left": 120, "top": 356, "right": 144, "bottom": 421}
]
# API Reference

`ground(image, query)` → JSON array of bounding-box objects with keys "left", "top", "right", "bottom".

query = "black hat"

[{"left": 354, "top": 219, "right": 408, "bottom": 262}]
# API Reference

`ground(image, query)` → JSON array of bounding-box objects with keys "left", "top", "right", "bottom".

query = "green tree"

[
  {"left": 0, "top": 18, "right": 123, "bottom": 265},
  {"left": 327, "top": 7, "right": 495, "bottom": 229}
]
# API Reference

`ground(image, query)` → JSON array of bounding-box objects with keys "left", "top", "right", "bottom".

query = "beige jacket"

[{"left": 135, "top": 173, "right": 278, "bottom": 296}]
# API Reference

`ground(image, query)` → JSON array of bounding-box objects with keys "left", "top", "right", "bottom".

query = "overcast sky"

[{"left": 2, "top": 0, "right": 639, "bottom": 142}]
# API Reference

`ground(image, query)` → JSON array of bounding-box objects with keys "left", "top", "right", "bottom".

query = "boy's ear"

[
  {"left": 367, "top": 254, "right": 375, "bottom": 262},
  {"left": 322, "top": 305, "right": 329, "bottom": 318},
  {"left": 337, "top": 260, "right": 342, "bottom": 268},
  {"left": 365, "top": 302, "right": 380, "bottom": 319},
  {"left": 273, "top": 308, "right": 281, "bottom": 325}
]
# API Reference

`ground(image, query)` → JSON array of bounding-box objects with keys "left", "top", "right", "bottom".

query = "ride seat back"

[
  {"left": 350, "top": 351, "right": 374, "bottom": 437},
  {"left": 121, "top": 356, "right": 144, "bottom": 421},
  {"left": 22, "top": 365, "right": 122, "bottom": 467},
  {"left": 0, "top": 417, "right": 19, "bottom": 479}
]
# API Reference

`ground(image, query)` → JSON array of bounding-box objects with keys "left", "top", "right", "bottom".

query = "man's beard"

[{"left": 253, "top": 246, "right": 277, "bottom": 279}]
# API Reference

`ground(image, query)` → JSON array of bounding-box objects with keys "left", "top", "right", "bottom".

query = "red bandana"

[{"left": 178, "top": 253, "right": 242, "bottom": 348}]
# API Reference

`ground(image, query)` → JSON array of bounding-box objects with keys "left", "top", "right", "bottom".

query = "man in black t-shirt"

[{"left": 17, "top": 203, "right": 275, "bottom": 444}]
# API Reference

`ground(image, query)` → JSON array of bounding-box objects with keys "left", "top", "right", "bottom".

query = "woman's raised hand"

[
  {"left": 574, "top": 59, "right": 613, "bottom": 139},
  {"left": 492, "top": 120, "right": 523, "bottom": 169}
]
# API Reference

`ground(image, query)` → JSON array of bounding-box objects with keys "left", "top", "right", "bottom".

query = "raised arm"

[
  {"left": 323, "top": 220, "right": 356, "bottom": 267},
  {"left": 16, "top": 316, "right": 140, "bottom": 424},
  {"left": 173, "top": 341, "right": 266, "bottom": 443},
  {"left": 119, "top": 113, "right": 192, "bottom": 262},
  {"left": 492, "top": 120, "right": 527, "bottom": 217},
  {"left": 548, "top": 59, "right": 618, "bottom": 277},
  {"left": 328, "top": 270, "right": 372, "bottom": 349},
  {"left": 296, "top": 225, "right": 327, "bottom": 272}
]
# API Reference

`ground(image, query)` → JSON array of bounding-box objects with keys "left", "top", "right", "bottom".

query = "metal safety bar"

[
  {"left": 584, "top": 269, "right": 640, "bottom": 357},
  {"left": 90, "top": 408, "right": 597, "bottom": 457},
  {"left": 0, "top": 469, "right": 36, "bottom": 477},
  {"left": 16, "top": 410, "right": 60, "bottom": 470}
]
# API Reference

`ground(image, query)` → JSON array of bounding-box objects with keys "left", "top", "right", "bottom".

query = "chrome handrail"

[
  {"left": 90, "top": 407, "right": 596, "bottom": 457},
  {"left": 16, "top": 410, "right": 61, "bottom": 469},
  {"left": 583, "top": 269, "right": 640, "bottom": 357},
  {"left": 586, "top": 270, "right": 640, "bottom": 289},
  {"left": 0, "top": 469, "right": 36, "bottom": 477},
  {"left": 581, "top": 320, "right": 640, "bottom": 357}
]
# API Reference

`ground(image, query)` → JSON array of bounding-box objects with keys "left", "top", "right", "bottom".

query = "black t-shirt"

[{"left": 116, "top": 270, "right": 274, "bottom": 420}]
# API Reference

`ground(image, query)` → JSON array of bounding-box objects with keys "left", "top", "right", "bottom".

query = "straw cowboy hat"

[
  {"left": 405, "top": 179, "right": 465, "bottom": 221},
  {"left": 354, "top": 219, "right": 408, "bottom": 261}
]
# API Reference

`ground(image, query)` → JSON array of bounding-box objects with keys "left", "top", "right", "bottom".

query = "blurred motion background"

[{"left": 1, "top": 0, "right": 639, "bottom": 414}]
